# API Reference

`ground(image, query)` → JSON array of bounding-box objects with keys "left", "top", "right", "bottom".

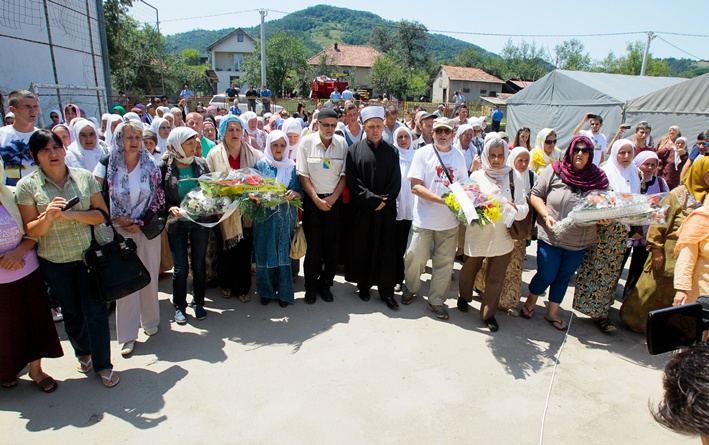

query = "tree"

[
  {"left": 370, "top": 26, "right": 394, "bottom": 54},
  {"left": 554, "top": 39, "right": 591, "bottom": 71},
  {"left": 242, "top": 31, "right": 308, "bottom": 97},
  {"left": 500, "top": 39, "right": 550, "bottom": 81},
  {"left": 182, "top": 49, "right": 201, "bottom": 66},
  {"left": 394, "top": 20, "right": 428, "bottom": 70},
  {"left": 368, "top": 54, "right": 408, "bottom": 99},
  {"left": 596, "top": 41, "right": 670, "bottom": 76}
]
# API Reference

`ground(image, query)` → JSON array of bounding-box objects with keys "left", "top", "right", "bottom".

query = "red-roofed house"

[
  {"left": 432, "top": 65, "right": 505, "bottom": 103},
  {"left": 307, "top": 43, "right": 381, "bottom": 89}
]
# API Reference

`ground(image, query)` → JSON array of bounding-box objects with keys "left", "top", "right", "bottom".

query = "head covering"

[
  {"left": 507, "top": 146, "right": 532, "bottom": 191},
  {"left": 104, "top": 114, "right": 123, "bottom": 145},
  {"left": 361, "top": 106, "right": 385, "bottom": 123},
  {"left": 101, "top": 112, "right": 111, "bottom": 126},
  {"left": 479, "top": 116, "right": 488, "bottom": 129},
  {"left": 163, "top": 112, "right": 175, "bottom": 125},
  {"left": 5, "top": 112, "right": 15, "bottom": 119},
  {"left": 0, "top": 159, "right": 25, "bottom": 234},
  {"left": 49, "top": 109, "right": 63, "bottom": 124},
  {"left": 112, "top": 104, "right": 126, "bottom": 116},
  {"left": 498, "top": 131, "right": 509, "bottom": 140},
  {"left": 63, "top": 103, "right": 81, "bottom": 122},
  {"left": 165, "top": 127, "right": 199, "bottom": 165},
  {"left": 134, "top": 103, "right": 146, "bottom": 111},
  {"left": 106, "top": 122, "right": 164, "bottom": 223},
  {"left": 673, "top": 136, "right": 689, "bottom": 169},
  {"left": 317, "top": 108, "right": 338, "bottom": 120},
  {"left": 52, "top": 123, "right": 73, "bottom": 146},
  {"left": 219, "top": 115, "right": 244, "bottom": 143},
  {"left": 263, "top": 130, "right": 295, "bottom": 186},
  {"left": 633, "top": 150, "right": 659, "bottom": 169},
  {"left": 674, "top": 205, "right": 709, "bottom": 256},
  {"left": 454, "top": 124, "right": 474, "bottom": 151},
  {"left": 87, "top": 117, "right": 99, "bottom": 128},
  {"left": 432, "top": 117, "right": 454, "bottom": 131},
  {"left": 393, "top": 126, "right": 415, "bottom": 163},
  {"left": 682, "top": 156, "right": 709, "bottom": 203},
  {"left": 283, "top": 117, "right": 301, "bottom": 136},
  {"left": 602, "top": 139, "right": 641, "bottom": 193},
  {"left": 157, "top": 106, "right": 170, "bottom": 116},
  {"left": 552, "top": 136, "right": 609, "bottom": 192},
  {"left": 123, "top": 112, "right": 141, "bottom": 124},
  {"left": 150, "top": 117, "right": 169, "bottom": 154},
  {"left": 481, "top": 137, "right": 512, "bottom": 179},
  {"left": 71, "top": 119, "right": 99, "bottom": 150},
  {"left": 532, "top": 128, "right": 561, "bottom": 169}
]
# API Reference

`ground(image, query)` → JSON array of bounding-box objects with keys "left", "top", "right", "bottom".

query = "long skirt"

[
  {"left": 573, "top": 222, "right": 627, "bottom": 318},
  {"left": 474, "top": 239, "right": 526, "bottom": 311},
  {"left": 0, "top": 269, "right": 63, "bottom": 380}
]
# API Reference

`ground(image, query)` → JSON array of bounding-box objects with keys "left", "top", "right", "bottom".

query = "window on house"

[
  {"left": 234, "top": 54, "right": 244, "bottom": 71},
  {"left": 237, "top": 34, "right": 244, "bottom": 42},
  {"left": 480, "top": 89, "right": 487, "bottom": 95}
]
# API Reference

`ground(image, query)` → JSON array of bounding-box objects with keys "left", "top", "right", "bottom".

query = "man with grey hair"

[
  {"left": 185, "top": 112, "right": 216, "bottom": 157},
  {"left": 1, "top": 90, "right": 39, "bottom": 186},
  {"left": 382, "top": 104, "right": 402, "bottom": 145}
]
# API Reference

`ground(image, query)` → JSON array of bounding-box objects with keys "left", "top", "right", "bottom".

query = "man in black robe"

[{"left": 345, "top": 106, "right": 402, "bottom": 309}]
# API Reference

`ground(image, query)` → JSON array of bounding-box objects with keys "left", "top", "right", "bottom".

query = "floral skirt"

[
  {"left": 474, "top": 239, "right": 526, "bottom": 311},
  {"left": 573, "top": 222, "right": 627, "bottom": 318}
]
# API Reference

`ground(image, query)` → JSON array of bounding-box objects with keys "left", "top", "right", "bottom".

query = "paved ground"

[{"left": 0, "top": 246, "right": 696, "bottom": 444}]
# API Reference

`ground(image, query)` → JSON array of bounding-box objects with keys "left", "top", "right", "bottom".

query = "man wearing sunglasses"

[
  {"left": 573, "top": 112, "right": 607, "bottom": 166},
  {"left": 297, "top": 108, "right": 348, "bottom": 305},
  {"left": 402, "top": 118, "right": 468, "bottom": 320}
]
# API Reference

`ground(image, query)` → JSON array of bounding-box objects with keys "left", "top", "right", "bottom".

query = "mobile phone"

[
  {"left": 62, "top": 196, "right": 80, "bottom": 211},
  {"left": 620, "top": 123, "right": 631, "bottom": 130}
]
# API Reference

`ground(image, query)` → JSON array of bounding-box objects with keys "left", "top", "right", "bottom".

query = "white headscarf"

[
  {"left": 282, "top": 117, "right": 302, "bottom": 161},
  {"left": 507, "top": 146, "right": 532, "bottom": 192},
  {"left": 150, "top": 117, "right": 169, "bottom": 154},
  {"left": 481, "top": 136, "right": 512, "bottom": 180},
  {"left": 674, "top": 136, "right": 688, "bottom": 169},
  {"left": 104, "top": 114, "right": 123, "bottom": 146},
  {"left": 393, "top": 126, "right": 415, "bottom": 162},
  {"left": 454, "top": 124, "right": 473, "bottom": 151},
  {"left": 264, "top": 130, "right": 295, "bottom": 187},
  {"left": 49, "top": 109, "right": 64, "bottom": 125},
  {"left": 156, "top": 106, "right": 170, "bottom": 117},
  {"left": 65, "top": 119, "right": 104, "bottom": 172},
  {"left": 602, "top": 139, "right": 641, "bottom": 193},
  {"left": 123, "top": 112, "right": 141, "bottom": 124},
  {"left": 165, "top": 127, "right": 199, "bottom": 165}
]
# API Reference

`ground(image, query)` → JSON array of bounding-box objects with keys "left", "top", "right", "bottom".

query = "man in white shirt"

[
  {"left": 297, "top": 108, "right": 348, "bottom": 304},
  {"left": 402, "top": 117, "right": 468, "bottom": 320},
  {"left": 573, "top": 112, "right": 607, "bottom": 165},
  {"left": 0, "top": 90, "right": 39, "bottom": 186}
]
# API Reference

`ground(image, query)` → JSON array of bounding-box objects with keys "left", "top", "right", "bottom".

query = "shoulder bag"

[
  {"left": 290, "top": 212, "right": 307, "bottom": 259},
  {"left": 83, "top": 208, "right": 151, "bottom": 303}
]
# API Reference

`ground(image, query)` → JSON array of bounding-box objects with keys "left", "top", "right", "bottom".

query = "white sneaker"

[
  {"left": 120, "top": 341, "right": 135, "bottom": 356},
  {"left": 143, "top": 326, "right": 159, "bottom": 336},
  {"left": 51, "top": 308, "right": 63, "bottom": 322}
]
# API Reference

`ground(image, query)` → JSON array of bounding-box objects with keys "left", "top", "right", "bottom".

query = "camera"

[{"left": 647, "top": 296, "right": 709, "bottom": 355}]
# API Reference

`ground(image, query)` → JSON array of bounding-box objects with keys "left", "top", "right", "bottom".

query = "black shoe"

[
  {"left": 304, "top": 291, "right": 317, "bottom": 304},
  {"left": 457, "top": 297, "right": 469, "bottom": 312},
  {"left": 485, "top": 317, "right": 499, "bottom": 332},
  {"left": 359, "top": 289, "right": 370, "bottom": 301},
  {"left": 278, "top": 300, "right": 289, "bottom": 308},
  {"left": 261, "top": 297, "right": 270, "bottom": 306},
  {"left": 382, "top": 296, "right": 399, "bottom": 310},
  {"left": 319, "top": 287, "right": 334, "bottom": 302}
]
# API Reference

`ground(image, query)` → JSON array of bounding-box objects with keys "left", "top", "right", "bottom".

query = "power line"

[
  {"left": 655, "top": 35, "right": 703, "bottom": 60},
  {"left": 428, "top": 30, "right": 645, "bottom": 38},
  {"left": 161, "top": 9, "right": 257, "bottom": 23}
]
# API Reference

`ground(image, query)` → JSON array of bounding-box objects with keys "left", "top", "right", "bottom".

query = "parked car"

[{"left": 209, "top": 94, "right": 282, "bottom": 116}]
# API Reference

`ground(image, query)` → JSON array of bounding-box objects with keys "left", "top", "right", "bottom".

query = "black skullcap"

[{"left": 318, "top": 108, "right": 338, "bottom": 120}]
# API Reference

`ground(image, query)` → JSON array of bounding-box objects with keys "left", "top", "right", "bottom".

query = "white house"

[
  {"left": 431, "top": 65, "right": 505, "bottom": 103},
  {"left": 206, "top": 29, "right": 256, "bottom": 94}
]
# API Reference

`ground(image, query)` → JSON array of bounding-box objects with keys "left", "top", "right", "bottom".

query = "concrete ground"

[{"left": 0, "top": 246, "right": 696, "bottom": 444}]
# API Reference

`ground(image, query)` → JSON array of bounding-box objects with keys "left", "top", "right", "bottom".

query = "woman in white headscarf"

[
  {"left": 573, "top": 139, "right": 639, "bottom": 333},
  {"left": 103, "top": 114, "right": 123, "bottom": 145},
  {"left": 123, "top": 112, "right": 142, "bottom": 125},
  {"left": 453, "top": 124, "right": 475, "bottom": 171},
  {"left": 241, "top": 111, "right": 266, "bottom": 151},
  {"left": 0, "top": 158, "right": 63, "bottom": 392},
  {"left": 160, "top": 127, "right": 211, "bottom": 325},
  {"left": 150, "top": 117, "right": 170, "bottom": 156},
  {"left": 393, "top": 126, "right": 416, "bottom": 292},
  {"left": 163, "top": 112, "right": 175, "bottom": 128},
  {"left": 475, "top": 146, "right": 536, "bottom": 316},
  {"left": 252, "top": 130, "right": 302, "bottom": 307},
  {"left": 457, "top": 136, "right": 528, "bottom": 332},
  {"left": 65, "top": 120, "right": 108, "bottom": 173},
  {"left": 282, "top": 117, "right": 302, "bottom": 162}
]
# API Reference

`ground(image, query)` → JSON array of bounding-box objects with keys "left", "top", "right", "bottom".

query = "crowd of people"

[{"left": 1, "top": 88, "right": 708, "bottom": 393}]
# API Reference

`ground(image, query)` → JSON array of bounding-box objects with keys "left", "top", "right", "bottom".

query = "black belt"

[{"left": 316, "top": 193, "right": 333, "bottom": 198}]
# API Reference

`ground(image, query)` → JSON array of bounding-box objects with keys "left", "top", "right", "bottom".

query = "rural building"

[
  {"left": 206, "top": 28, "right": 256, "bottom": 94},
  {"left": 431, "top": 65, "right": 505, "bottom": 104},
  {"left": 307, "top": 43, "right": 381, "bottom": 91}
]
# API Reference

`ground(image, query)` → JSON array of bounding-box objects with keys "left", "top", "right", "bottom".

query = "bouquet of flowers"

[
  {"left": 180, "top": 189, "right": 233, "bottom": 217},
  {"left": 441, "top": 179, "right": 513, "bottom": 228},
  {"left": 552, "top": 191, "right": 668, "bottom": 235},
  {"left": 182, "top": 168, "right": 301, "bottom": 223}
]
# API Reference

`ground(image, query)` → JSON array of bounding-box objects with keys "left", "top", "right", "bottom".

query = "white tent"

[
  {"left": 625, "top": 72, "right": 709, "bottom": 145},
  {"left": 506, "top": 70, "right": 686, "bottom": 149}
]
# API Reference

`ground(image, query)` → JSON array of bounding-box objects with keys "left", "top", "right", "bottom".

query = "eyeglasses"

[
  {"left": 434, "top": 128, "right": 452, "bottom": 135},
  {"left": 545, "top": 139, "right": 557, "bottom": 145},
  {"left": 319, "top": 122, "right": 337, "bottom": 129},
  {"left": 573, "top": 147, "right": 593, "bottom": 154}
]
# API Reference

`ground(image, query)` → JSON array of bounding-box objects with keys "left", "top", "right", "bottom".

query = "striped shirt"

[{"left": 15, "top": 167, "right": 102, "bottom": 263}]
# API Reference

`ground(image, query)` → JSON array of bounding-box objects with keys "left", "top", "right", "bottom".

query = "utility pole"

[
  {"left": 640, "top": 31, "right": 655, "bottom": 76},
  {"left": 141, "top": 0, "right": 165, "bottom": 96},
  {"left": 259, "top": 9, "right": 268, "bottom": 88}
]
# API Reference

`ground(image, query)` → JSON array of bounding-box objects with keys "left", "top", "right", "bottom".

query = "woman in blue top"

[{"left": 252, "top": 130, "right": 302, "bottom": 307}]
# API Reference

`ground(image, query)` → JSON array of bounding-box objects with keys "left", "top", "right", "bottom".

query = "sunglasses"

[
  {"left": 319, "top": 122, "right": 338, "bottom": 129},
  {"left": 573, "top": 147, "right": 593, "bottom": 154},
  {"left": 545, "top": 139, "right": 557, "bottom": 145},
  {"left": 434, "top": 128, "right": 452, "bottom": 134}
]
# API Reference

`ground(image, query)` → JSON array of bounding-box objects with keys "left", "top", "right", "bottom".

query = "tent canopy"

[{"left": 506, "top": 70, "right": 686, "bottom": 150}]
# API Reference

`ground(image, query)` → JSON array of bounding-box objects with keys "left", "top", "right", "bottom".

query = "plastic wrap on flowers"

[
  {"left": 552, "top": 191, "right": 669, "bottom": 235},
  {"left": 184, "top": 168, "right": 301, "bottom": 223},
  {"left": 441, "top": 178, "right": 514, "bottom": 228}
]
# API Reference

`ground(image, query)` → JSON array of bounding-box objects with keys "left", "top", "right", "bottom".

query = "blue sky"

[{"left": 134, "top": 0, "right": 709, "bottom": 62}]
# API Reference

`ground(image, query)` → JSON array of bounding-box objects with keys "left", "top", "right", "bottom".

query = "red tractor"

[{"left": 310, "top": 76, "right": 349, "bottom": 101}]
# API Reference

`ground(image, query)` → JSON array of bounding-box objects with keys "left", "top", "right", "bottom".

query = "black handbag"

[
  {"left": 83, "top": 209, "right": 151, "bottom": 303},
  {"left": 508, "top": 171, "right": 534, "bottom": 240},
  {"left": 140, "top": 205, "right": 168, "bottom": 240}
]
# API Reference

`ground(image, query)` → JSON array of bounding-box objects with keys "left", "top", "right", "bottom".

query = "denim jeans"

[
  {"left": 168, "top": 220, "right": 209, "bottom": 309},
  {"left": 528, "top": 240, "right": 587, "bottom": 304},
  {"left": 39, "top": 258, "right": 112, "bottom": 374}
]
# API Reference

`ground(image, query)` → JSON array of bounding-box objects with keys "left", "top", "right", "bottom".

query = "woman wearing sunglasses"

[
  {"left": 530, "top": 128, "right": 562, "bottom": 174},
  {"left": 520, "top": 136, "right": 609, "bottom": 330}
]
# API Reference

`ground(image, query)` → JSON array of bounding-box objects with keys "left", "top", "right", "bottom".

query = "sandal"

[
  {"left": 32, "top": 375, "right": 58, "bottom": 393},
  {"left": 594, "top": 317, "right": 617, "bottom": 334},
  {"left": 238, "top": 294, "right": 251, "bottom": 303},
  {"left": 545, "top": 317, "right": 567, "bottom": 331},
  {"left": 520, "top": 305, "right": 535, "bottom": 319},
  {"left": 1, "top": 378, "right": 18, "bottom": 389},
  {"left": 77, "top": 357, "right": 93, "bottom": 374},
  {"left": 99, "top": 370, "right": 120, "bottom": 388},
  {"left": 220, "top": 289, "right": 232, "bottom": 298}
]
